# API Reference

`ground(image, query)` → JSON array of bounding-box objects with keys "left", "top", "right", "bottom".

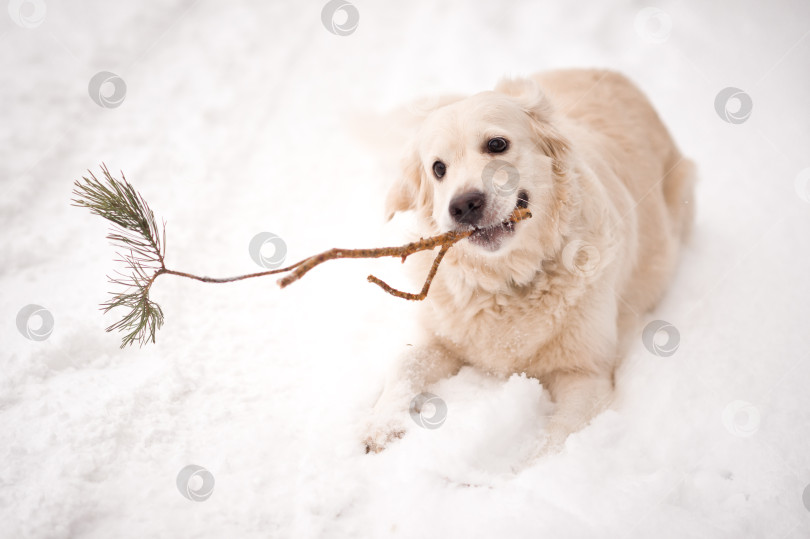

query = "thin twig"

[
  {"left": 366, "top": 243, "right": 451, "bottom": 300},
  {"left": 161, "top": 261, "right": 307, "bottom": 283},
  {"left": 277, "top": 206, "right": 533, "bottom": 296}
]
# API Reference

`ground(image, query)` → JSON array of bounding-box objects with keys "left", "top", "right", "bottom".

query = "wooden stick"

[
  {"left": 366, "top": 243, "right": 451, "bottom": 300},
  {"left": 277, "top": 207, "right": 532, "bottom": 300}
]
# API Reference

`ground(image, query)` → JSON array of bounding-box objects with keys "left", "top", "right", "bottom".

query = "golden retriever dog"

[{"left": 364, "top": 69, "right": 695, "bottom": 454}]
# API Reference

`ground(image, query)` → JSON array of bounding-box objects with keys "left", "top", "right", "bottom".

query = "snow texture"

[{"left": 2, "top": 0, "right": 810, "bottom": 537}]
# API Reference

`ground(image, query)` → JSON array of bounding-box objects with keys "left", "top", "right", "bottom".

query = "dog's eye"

[
  {"left": 487, "top": 137, "right": 509, "bottom": 153},
  {"left": 432, "top": 161, "right": 446, "bottom": 179}
]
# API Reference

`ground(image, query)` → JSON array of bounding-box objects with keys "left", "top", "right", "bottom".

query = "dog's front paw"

[
  {"left": 362, "top": 408, "right": 409, "bottom": 454},
  {"left": 363, "top": 427, "right": 406, "bottom": 454}
]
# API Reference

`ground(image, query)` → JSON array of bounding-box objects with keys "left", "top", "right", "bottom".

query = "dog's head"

[{"left": 386, "top": 77, "right": 571, "bottom": 266}]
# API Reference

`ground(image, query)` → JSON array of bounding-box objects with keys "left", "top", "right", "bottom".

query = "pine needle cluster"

[{"left": 72, "top": 165, "right": 166, "bottom": 347}]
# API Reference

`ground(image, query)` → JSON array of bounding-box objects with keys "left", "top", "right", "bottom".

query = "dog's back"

[{"left": 536, "top": 69, "right": 696, "bottom": 322}]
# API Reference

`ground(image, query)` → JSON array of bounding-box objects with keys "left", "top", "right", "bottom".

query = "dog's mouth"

[{"left": 468, "top": 190, "right": 529, "bottom": 252}]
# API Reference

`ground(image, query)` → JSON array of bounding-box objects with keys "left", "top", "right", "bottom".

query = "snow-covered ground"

[{"left": 2, "top": 0, "right": 810, "bottom": 537}]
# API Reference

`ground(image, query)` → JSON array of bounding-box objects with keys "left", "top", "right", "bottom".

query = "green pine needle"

[{"left": 72, "top": 164, "right": 166, "bottom": 348}]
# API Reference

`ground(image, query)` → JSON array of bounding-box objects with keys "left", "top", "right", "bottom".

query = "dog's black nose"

[{"left": 449, "top": 191, "right": 486, "bottom": 225}]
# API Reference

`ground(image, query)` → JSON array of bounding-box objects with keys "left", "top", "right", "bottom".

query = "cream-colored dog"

[{"left": 364, "top": 69, "right": 695, "bottom": 454}]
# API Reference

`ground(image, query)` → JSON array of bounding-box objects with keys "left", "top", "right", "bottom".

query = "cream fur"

[{"left": 365, "top": 69, "right": 695, "bottom": 454}]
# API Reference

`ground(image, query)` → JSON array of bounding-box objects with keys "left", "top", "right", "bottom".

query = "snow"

[{"left": 2, "top": 0, "right": 810, "bottom": 537}]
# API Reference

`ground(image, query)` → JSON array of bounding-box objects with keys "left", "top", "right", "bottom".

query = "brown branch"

[
  {"left": 151, "top": 206, "right": 531, "bottom": 302},
  {"left": 75, "top": 166, "right": 533, "bottom": 347},
  {"left": 366, "top": 243, "right": 451, "bottom": 300},
  {"left": 276, "top": 206, "right": 532, "bottom": 299},
  {"left": 160, "top": 259, "right": 307, "bottom": 284}
]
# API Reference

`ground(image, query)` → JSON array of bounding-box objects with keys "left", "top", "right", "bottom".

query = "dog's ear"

[
  {"left": 384, "top": 93, "right": 465, "bottom": 221},
  {"left": 494, "top": 77, "right": 569, "bottom": 163},
  {"left": 494, "top": 77, "right": 555, "bottom": 119},
  {"left": 385, "top": 146, "right": 423, "bottom": 221}
]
